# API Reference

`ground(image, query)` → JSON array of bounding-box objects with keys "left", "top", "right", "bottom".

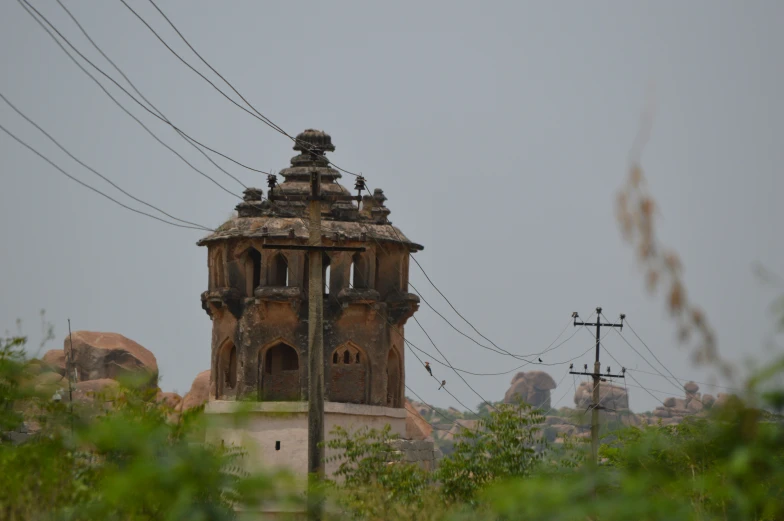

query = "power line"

[
  {"left": 404, "top": 336, "right": 482, "bottom": 418},
  {"left": 19, "top": 0, "right": 301, "bottom": 230},
  {"left": 412, "top": 315, "right": 497, "bottom": 412},
  {"left": 0, "top": 122, "right": 207, "bottom": 231},
  {"left": 0, "top": 90, "right": 212, "bottom": 231},
  {"left": 138, "top": 0, "right": 362, "bottom": 179},
  {"left": 541, "top": 374, "right": 578, "bottom": 417},
  {"left": 597, "top": 319, "right": 707, "bottom": 409},
  {"left": 144, "top": 0, "right": 287, "bottom": 137},
  {"left": 17, "top": 0, "right": 245, "bottom": 200},
  {"left": 119, "top": 0, "right": 289, "bottom": 143},
  {"left": 54, "top": 0, "right": 267, "bottom": 182},
  {"left": 583, "top": 312, "right": 681, "bottom": 393},
  {"left": 404, "top": 384, "right": 478, "bottom": 433},
  {"left": 625, "top": 370, "right": 667, "bottom": 407},
  {"left": 624, "top": 317, "right": 720, "bottom": 390},
  {"left": 130, "top": 0, "right": 525, "bottom": 367},
  {"left": 625, "top": 368, "right": 739, "bottom": 392}
]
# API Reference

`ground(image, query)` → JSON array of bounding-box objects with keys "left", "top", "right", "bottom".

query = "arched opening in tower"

[
  {"left": 212, "top": 249, "right": 226, "bottom": 289},
  {"left": 248, "top": 247, "right": 262, "bottom": 294},
  {"left": 268, "top": 253, "right": 288, "bottom": 287},
  {"left": 386, "top": 347, "right": 401, "bottom": 408},
  {"left": 217, "top": 341, "right": 237, "bottom": 399},
  {"left": 351, "top": 252, "right": 368, "bottom": 289},
  {"left": 259, "top": 343, "right": 300, "bottom": 401},
  {"left": 374, "top": 255, "right": 381, "bottom": 292}
]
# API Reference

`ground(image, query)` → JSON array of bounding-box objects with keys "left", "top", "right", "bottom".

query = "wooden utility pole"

[
  {"left": 569, "top": 307, "right": 625, "bottom": 464},
  {"left": 264, "top": 170, "right": 365, "bottom": 520},
  {"left": 306, "top": 171, "right": 325, "bottom": 481}
]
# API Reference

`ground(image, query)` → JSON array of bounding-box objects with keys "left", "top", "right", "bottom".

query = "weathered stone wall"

[
  {"left": 329, "top": 364, "right": 367, "bottom": 404},
  {"left": 262, "top": 370, "right": 300, "bottom": 401},
  {"left": 204, "top": 238, "right": 415, "bottom": 408}
]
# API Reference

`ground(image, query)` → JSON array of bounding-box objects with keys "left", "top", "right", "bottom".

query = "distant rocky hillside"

[{"left": 409, "top": 370, "right": 730, "bottom": 455}]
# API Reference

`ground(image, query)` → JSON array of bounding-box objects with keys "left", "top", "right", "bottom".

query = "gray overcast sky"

[{"left": 1, "top": 1, "right": 782, "bottom": 413}]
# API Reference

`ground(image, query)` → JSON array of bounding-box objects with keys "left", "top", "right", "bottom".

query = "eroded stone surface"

[
  {"left": 64, "top": 331, "right": 158, "bottom": 386},
  {"left": 405, "top": 399, "right": 433, "bottom": 440},
  {"left": 504, "top": 371, "right": 557, "bottom": 409},
  {"left": 181, "top": 370, "right": 211, "bottom": 411}
]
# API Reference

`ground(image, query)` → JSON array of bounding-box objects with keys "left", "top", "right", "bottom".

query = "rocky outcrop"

[
  {"left": 574, "top": 381, "right": 629, "bottom": 411},
  {"left": 405, "top": 399, "right": 433, "bottom": 440},
  {"left": 157, "top": 392, "right": 183, "bottom": 410},
  {"left": 31, "top": 371, "right": 65, "bottom": 395},
  {"left": 180, "top": 370, "right": 211, "bottom": 411},
  {"left": 41, "top": 350, "right": 66, "bottom": 376},
  {"left": 440, "top": 419, "right": 479, "bottom": 442},
  {"left": 504, "top": 371, "right": 557, "bottom": 410},
  {"left": 73, "top": 379, "right": 120, "bottom": 401},
  {"left": 61, "top": 331, "right": 158, "bottom": 386}
]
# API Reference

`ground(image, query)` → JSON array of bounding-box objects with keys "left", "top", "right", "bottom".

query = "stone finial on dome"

[{"left": 293, "top": 129, "right": 335, "bottom": 155}]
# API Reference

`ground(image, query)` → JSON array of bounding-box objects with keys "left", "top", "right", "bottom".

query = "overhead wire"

[
  {"left": 34, "top": 2, "right": 609, "bottom": 415},
  {"left": 0, "top": 91, "right": 212, "bottom": 231},
  {"left": 17, "top": 0, "right": 244, "bottom": 201},
  {"left": 624, "top": 317, "right": 733, "bottom": 390},
  {"left": 138, "top": 0, "right": 362, "bottom": 180},
  {"left": 597, "top": 313, "right": 707, "bottom": 407},
  {"left": 412, "top": 315, "right": 497, "bottom": 412},
  {"left": 130, "top": 0, "right": 559, "bottom": 372},
  {"left": 592, "top": 328, "right": 691, "bottom": 409},
  {"left": 53, "top": 0, "right": 267, "bottom": 185},
  {"left": 125, "top": 0, "right": 555, "bottom": 369},
  {"left": 0, "top": 122, "right": 208, "bottom": 231},
  {"left": 625, "top": 368, "right": 739, "bottom": 392}
]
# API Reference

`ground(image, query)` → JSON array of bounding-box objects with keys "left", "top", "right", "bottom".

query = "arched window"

[
  {"left": 323, "top": 253, "right": 331, "bottom": 295},
  {"left": 217, "top": 341, "right": 237, "bottom": 399},
  {"left": 268, "top": 253, "right": 288, "bottom": 287},
  {"left": 212, "top": 249, "right": 226, "bottom": 288},
  {"left": 386, "top": 347, "right": 401, "bottom": 408},
  {"left": 374, "top": 255, "right": 381, "bottom": 291},
  {"left": 249, "top": 248, "right": 262, "bottom": 292},
  {"left": 259, "top": 342, "right": 300, "bottom": 401},
  {"left": 328, "top": 343, "right": 368, "bottom": 404},
  {"left": 352, "top": 252, "right": 368, "bottom": 289}
]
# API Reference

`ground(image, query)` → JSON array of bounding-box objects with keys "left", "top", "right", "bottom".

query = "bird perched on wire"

[
  {"left": 607, "top": 366, "right": 611, "bottom": 375},
  {"left": 424, "top": 362, "right": 432, "bottom": 376},
  {"left": 538, "top": 358, "right": 543, "bottom": 363},
  {"left": 584, "top": 364, "right": 588, "bottom": 372},
  {"left": 569, "top": 363, "right": 573, "bottom": 370},
  {"left": 438, "top": 380, "right": 446, "bottom": 390}
]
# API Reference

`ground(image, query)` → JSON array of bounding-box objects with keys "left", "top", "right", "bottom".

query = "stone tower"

[{"left": 198, "top": 129, "right": 422, "bottom": 409}]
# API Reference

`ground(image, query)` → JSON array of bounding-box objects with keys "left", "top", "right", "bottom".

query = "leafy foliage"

[
  {"left": 0, "top": 335, "right": 298, "bottom": 521},
  {"left": 437, "top": 400, "right": 546, "bottom": 504},
  {"left": 324, "top": 424, "right": 433, "bottom": 519}
]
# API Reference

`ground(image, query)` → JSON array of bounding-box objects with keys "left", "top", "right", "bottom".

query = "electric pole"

[
  {"left": 569, "top": 307, "right": 625, "bottom": 465},
  {"left": 265, "top": 169, "right": 365, "bottom": 520}
]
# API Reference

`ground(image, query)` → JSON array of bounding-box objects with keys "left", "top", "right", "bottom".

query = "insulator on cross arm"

[
  {"left": 267, "top": 174, "right": 277, "bottom": 190},
  {"left": 354, "top": 175, "right": 366, "bottom": 196}
]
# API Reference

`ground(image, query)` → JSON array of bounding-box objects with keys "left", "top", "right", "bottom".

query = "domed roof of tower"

[
  {"left": 197, "top": 129, "right": 423, "bottom": 251},
  {"left": 293, "top": 128, "right": 335, "bottom": 154}
]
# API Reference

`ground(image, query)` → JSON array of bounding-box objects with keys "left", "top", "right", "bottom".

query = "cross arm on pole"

[{"left": 569, "top": 371, "right": 625, "bottom": 378}]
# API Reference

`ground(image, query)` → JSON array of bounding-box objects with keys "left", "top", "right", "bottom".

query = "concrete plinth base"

[{"left": 205, "top": 400, "right": 409, "bottom": 476}]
